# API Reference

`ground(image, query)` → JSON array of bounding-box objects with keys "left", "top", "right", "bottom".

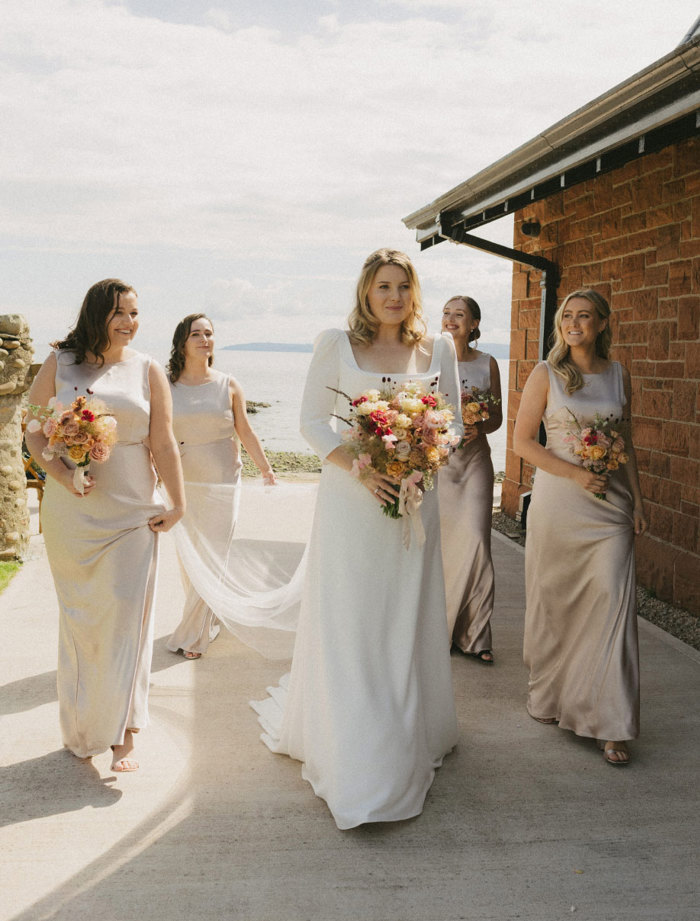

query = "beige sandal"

[{"left": 597, "top": 739, "right": 630, "bottom": 765}]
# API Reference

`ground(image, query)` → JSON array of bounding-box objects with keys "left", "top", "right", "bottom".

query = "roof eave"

[{"left": 403, "top": 36, "right": 700, "bottom": 233}]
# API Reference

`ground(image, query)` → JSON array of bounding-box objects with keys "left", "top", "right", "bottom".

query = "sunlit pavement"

[{"left": 2, "top": 488, "right": 699, "bottom": 921}]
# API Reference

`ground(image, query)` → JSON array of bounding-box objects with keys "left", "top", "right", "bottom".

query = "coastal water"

[{"left": 215, "top": 349, "right": 509, "bottom": 474}]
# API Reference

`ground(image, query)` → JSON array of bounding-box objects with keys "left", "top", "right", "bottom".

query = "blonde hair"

[
  {"left": 547, "top": 289, "right": 612, "bottom": 394},
  {"left": 348, "top": 248, "right": 426, "bottom": 346}
]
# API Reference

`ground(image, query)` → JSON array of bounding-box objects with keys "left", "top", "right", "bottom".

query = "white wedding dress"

[{"left": 252, "top": 329, "right": 462, "bottom": 829}]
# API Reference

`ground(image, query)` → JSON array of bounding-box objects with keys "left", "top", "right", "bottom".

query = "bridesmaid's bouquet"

[
  {"left": 331, "top": 380, "right": 457, "bottom": 546},
  {"left": 27, "top": 395, "right": 118, "bottom": 493},
  {"left": 564, "top": 409, "right": 629, "bottom": 500},
  {"left": 460, "top": 387, "right": 500, "bottom": 433}
]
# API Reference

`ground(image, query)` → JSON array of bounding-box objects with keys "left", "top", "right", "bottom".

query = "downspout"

[
  {"left": 438, "top": 220, "right": 560, "bottom": 362},
  {"left": 438, "top": 220, "right": 560, "bottom": 464}
]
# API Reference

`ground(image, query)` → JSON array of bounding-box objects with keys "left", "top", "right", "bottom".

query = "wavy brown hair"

[
  {"left": 52, "top": 279, "right": 136, "bottom": 365},
  {"left": 167, "top": 313, "right": 213, "bottom": 383},
  {"left": 547, "top": 289, "right": 612, "bottom": 394},
  {"left": 348, "top": 248, "right": 426, "bottom": 346}
]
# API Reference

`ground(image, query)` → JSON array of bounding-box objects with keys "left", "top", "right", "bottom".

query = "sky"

[{"left": 2, "top": 0, "right": 697, "bottom": 361}]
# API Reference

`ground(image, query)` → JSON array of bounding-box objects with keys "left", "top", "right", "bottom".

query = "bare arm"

[
  {"left": 147, "top": 362, "right": 186, "bottom": 532},
  {"left": 619, "top": 366, "right": 648, "bottom": 536},
  {"left": 513, "top": 363, "right": 609, "bottom": 494},
  {"left": 25, "top": 353, "right": 96, "bottom": 497},
  {"left": 459, "top": 355, "right": 503, "bottom": 446},
  {"left": 230, "top": 379, "right": 276, "bottom": 484}
]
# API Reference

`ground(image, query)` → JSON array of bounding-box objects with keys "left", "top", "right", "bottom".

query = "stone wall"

[
  {"left": 503, "top": 135, "right": 699, "bottom": 613},
  {"left": 0, "top": 315, "right": 34, "bottom": 559}
]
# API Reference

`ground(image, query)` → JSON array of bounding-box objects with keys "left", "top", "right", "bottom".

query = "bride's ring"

[{"left": 374, "top": 487, "right": 380, "bottom": 496}]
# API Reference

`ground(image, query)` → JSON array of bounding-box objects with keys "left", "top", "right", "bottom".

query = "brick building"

[{"left": 404, "top": 31, "right": 699, "bottom": 613}]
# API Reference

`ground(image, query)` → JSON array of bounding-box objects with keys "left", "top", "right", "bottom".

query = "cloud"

[{"left": 2, "top": 0, "right": 697, "bottom": 352}]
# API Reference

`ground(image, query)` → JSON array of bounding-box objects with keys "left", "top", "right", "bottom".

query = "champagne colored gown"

[
  {"left": 167, "top": 370, "right": 304, "bottom": 659},
  {"left": 167, "top": 370, "right": 240, "bottom": 655},
  {"left": 438, "top": 352, "right": 495, "bottom": 654},
  {"left": 41, "top": 350, "right": 165, "bottom": 759},
  {"left": 252, "top": 330, "right": 462, "bottom": 829},
  {"left": 523, "top": 361, "right": 640, "bottom": 740}
]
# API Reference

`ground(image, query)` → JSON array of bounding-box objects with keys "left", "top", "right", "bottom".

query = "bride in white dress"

[{"left": 252, "top": 249, "right": 463, "bottom": 829}]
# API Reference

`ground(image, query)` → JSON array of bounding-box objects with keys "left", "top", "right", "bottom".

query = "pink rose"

[{"left": 89, "top": 442, "right": 111, "bottom": 463}]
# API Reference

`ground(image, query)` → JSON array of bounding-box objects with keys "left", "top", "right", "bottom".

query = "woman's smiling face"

[
  {"left": 560, "top": 296, "right": 606, "bottom": 349},
  {"left": 106, "top": 291, "right": 139, "bottom": 346},
  {"left": 185, "top": 317, "right": 215, "bottom": 362},
  {"left": 366, "top": 264, "right": 413, "bottom": 328}
]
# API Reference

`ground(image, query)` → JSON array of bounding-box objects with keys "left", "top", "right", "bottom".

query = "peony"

[
  {"left": 61, "top": 419, "right": 80, "bottom": 437},
  {"left": 68, "top": 444, "right": 87, "bottom": 462},
  {"left": 395, "top": 440, "right": 412, "bottom": 460},
  {"left": 42, "top": 417, "right": 58, "bottom": 437},
  {"left": 588, "top": 445, "right": 606, "bottom": 460},
  {"left": 424, "top": 446, "right": 441, "bottom": 465},
  {"left": 386, "top": 460, "right": 406, "bottom": 478},
  {"left": 399, "top": 397, "right": 424, "bottom": 415}
]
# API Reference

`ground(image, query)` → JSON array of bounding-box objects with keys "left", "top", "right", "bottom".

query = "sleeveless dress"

[
  {"left": 167, "top": 370, "right": 241, "bottom": 655},
  {"left": 41, "top": 350, "right": 165, "bottom": 759},
  {"left": 252, "top": 329, "right": 462, "bottom": 829},
  {"left": 523, "top": 361, "right": 640, "bottom": 740},
  {"left": 438, "top": 352, "right": 495, "bottom": 654},
  {"left": 167, "top": 370, "right": 305, "bottom": 659}
]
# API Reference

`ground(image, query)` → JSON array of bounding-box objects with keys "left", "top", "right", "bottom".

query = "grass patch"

[
  {"left": 0, "top": 560, "right": 22, "bottom": 594},
  {"left": 241, "top": 449, "right": 321, "bottom": 478}
]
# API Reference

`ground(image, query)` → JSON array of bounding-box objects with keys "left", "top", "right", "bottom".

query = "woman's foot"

[
  {"left": 183, "top": 650, "right": 202, "bottom": 659},
  {"left": 452, "top": 645, "right": 494, "bottom": 664},
  {"left": 597, "top": 740, "right": 630, "bottom": 765},
  {"left": 527, "top": 709, "right": 557, "bottom": 724},
  {"left": 111, "top": 729, "right": 139, "bottom": 772}
]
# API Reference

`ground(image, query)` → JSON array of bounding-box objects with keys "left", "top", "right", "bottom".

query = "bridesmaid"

[
  {"left": 166, "top": 313, "right": 276, "bottom": 660},
  {"left": 25, "top": 279, "right": 185, "bottom": 772},
  {"left": 439, "top": 296, "right": 502, "bottom": 663},
  {"left": 513, "top": 289, "right": 647, "bottom": 765}
]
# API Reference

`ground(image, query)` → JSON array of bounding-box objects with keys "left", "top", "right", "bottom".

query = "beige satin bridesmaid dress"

[
  {"left": 523, "top": 361, "right": 640, "bottom": 741},
  {"left": 439, "top": 353, "right": 495, "bottom": 655},
  {"left": 167, "top": 370, "right": 241, "bottom": 656},
  {"left": 41, "top": 350, "right": 165, "bottom": 759}
]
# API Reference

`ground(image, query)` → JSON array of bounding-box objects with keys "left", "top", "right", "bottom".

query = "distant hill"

[
  {"left": 223, "top": 341, "right": 509, "bottom": 357},
  {"left": 222, "top": 342, "right": 313, "bottom": 353}
]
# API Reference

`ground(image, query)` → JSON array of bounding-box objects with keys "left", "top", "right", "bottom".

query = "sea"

[{"left": 214, "top": 349, "right": 509, "bottom": 475}]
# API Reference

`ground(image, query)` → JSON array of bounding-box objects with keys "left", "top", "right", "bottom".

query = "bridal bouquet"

[
  {"left": 27, "top": 395, "right": 117, "bottom": 494},
  {"left": 564, "top": 409, "right": 628, "bottom": 500},
  {"left": 331, "top": 380, "right": 457, "bottom": 546}
]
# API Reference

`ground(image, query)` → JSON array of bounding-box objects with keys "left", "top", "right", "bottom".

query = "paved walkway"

[{"left": 2, "top": 488, "right": 699, "bottom": 921}]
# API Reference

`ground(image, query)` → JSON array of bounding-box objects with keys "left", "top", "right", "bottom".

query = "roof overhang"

[{"left": 404, "top": 36, "right": 700, "bottom": 250}]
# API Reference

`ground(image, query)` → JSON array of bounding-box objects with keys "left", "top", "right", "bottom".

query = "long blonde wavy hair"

[
  {"left": 547, "top": 289, "right": 612, "bottom": 394},
  {"left": 348, "top": 248, "right": 426, "bottom": 346}
]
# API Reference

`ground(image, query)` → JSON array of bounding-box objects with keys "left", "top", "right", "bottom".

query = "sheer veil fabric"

[{"left": 167, "top": 369, "right": 313, "bottom": 660}]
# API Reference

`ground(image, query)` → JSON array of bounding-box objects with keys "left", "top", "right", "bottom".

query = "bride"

[{"left": 252, "top": 248, "right": 463, "bottom": 829}]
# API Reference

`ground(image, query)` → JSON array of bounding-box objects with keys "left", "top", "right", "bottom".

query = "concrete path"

[{"left": 2, "top": 488, "right": 699, "bottom": 921}]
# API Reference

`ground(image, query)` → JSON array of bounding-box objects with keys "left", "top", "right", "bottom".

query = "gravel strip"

[{"left": 491, "top": 511, "right": 700, "bottom": 651}]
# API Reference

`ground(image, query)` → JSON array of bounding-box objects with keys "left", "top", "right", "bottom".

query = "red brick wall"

[{"left": 504, "top": 136, "right": 699, "bottom": 614}]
